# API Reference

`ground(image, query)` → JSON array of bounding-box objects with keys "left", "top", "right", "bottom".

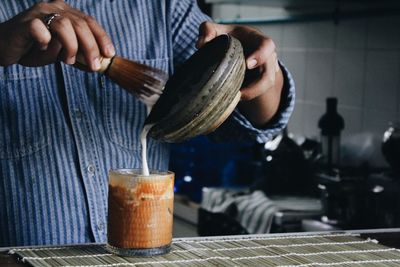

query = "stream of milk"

[{"left": 140, "top": 124, "right": 154, "bottom": 176}]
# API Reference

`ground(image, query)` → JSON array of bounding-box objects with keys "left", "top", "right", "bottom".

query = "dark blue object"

[{"left": 169, "top": 136, "right": 256, "bottom": 202}]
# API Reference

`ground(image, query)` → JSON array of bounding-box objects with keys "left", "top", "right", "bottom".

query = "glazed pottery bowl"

[{"left": 145, "top": 34, "right": 245, "bottom": 142}]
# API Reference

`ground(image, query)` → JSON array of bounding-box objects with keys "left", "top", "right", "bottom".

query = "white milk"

[{"left": 140, "top": 124, "right": 154, "bottom": 176}]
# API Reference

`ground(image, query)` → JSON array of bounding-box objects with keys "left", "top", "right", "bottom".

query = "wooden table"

[{"left": 2, "top": 228, "right": 400, "bottom": 267}]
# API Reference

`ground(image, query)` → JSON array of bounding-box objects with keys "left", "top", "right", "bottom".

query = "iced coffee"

[{"left": 107, "top": 169, "right": 174, "bottom": 256}]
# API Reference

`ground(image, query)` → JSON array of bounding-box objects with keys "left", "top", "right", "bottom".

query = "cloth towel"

[{"left": 201, "top": 188, "right": 322, "bottom": 234}]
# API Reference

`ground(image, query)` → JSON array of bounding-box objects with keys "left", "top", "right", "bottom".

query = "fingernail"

[
  {"left": 105, "top": 44, "right": 115, "bottom": 57},
  {"left": 247, "top": 58, "right": 257, "bottom": 69},
  {"left": 66, "top": 56, "right": 76, "bottom": 65},
  {"left": 92, "top": 58, "right": 101, "bottom": 70},
  {"left": 40, "top": 45, "right": 48, "bottom": 51}
]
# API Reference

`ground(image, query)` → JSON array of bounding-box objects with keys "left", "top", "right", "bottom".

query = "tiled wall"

[{"left": 212, "top": 5, "right": 400, "bottom": 140}]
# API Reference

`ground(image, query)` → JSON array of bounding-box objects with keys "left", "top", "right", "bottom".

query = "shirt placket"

[{"left": 60, "top": 64, "right": 107, "bottom": 242}]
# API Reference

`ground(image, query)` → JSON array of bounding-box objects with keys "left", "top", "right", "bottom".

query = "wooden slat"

[{"left": 8, "top": 233, "right": 400, "bottom": 267}]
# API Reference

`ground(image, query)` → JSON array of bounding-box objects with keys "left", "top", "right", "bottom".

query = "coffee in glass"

[{"left": 107, "top": 169, "right": 174, "bottom": 256}]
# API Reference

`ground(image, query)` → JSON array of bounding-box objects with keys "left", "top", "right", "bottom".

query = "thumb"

[{"left": 196, "top": 21, "right": 226, "bottom": 49}]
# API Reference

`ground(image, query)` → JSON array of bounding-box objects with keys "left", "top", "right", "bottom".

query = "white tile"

[
  {"left": 212, "top": 4, "right": 239, "bottom": 20},
  {"left": 336, "top": 18, "right": 367, "bottom": 49},
  {"left": 282, "top": 23, "right": 309, "bottom": 48},
  {"left": 287, "top": 101, "right": 304, "bottom": 135},
  {"left": 302, "top": 103, "right": 361, "bottom": 140},
  {"left": 362, "top": 109, "right": 398, "bottom": 137},
  {"left": 211, "top": 5, "right": 222, "bottom": 19},
  {"left": 398, "top": 65, "right": 400, "bottom": 114},
  {"left": 303, "top": 103, "right": 325, "bottom": 139},
  {"left": 238, "top": 5, "right": 269, "bottom": 17},
  {"left": 237, "top": 5, "right": 289, "bottom": 19},
  {"left": 305, "top": 51, "right": 335, "bottom": 104},
  {"left": 257, "top": 24, "right": 283, "bottom": 48},
  {"left": 280, "top": 50, "right": 307, "bottom": 101},
  {"left": 333, "top": 51, "right": 365, "bottom": 108},
  {"left": 398, "top": 99, "right": 400, "bottom": 115},
  {"left": 338, "top": 106, "right": 362, "bottom": 137},
  {"left": 306, "top": 21, "right": 336, "bottom": 49},
  {"left": 364, "top": 51, "right": 399, "bottom": 112},
  {"left": 367, "top": 16, "right": 400, "bottom": 49}
]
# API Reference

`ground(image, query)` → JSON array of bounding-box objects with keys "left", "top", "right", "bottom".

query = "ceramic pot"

[{"left": 144, "top": 34, "right": 245, "bottom": 142}]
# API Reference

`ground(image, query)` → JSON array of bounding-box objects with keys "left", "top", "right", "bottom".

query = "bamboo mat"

[{"left": 9, "top": 233, "right": 400, "bottom": 266}]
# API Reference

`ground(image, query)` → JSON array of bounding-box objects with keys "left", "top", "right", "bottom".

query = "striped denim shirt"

[{"left": 0, "top": 0, "right": 295, "bottom": 246}]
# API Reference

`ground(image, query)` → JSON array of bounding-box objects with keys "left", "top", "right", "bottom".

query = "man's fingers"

[
  {"left": 48, "top": 16, "right": 78, "bottom": 64},
  {"left": 71, "top": 17, "right": 101, "bottom": 71},
  {"left": 10, "top": 0, "right": 112, "bottom": 69},
  {"left": 84, "top": 15, "right": 115, "bottom": 58},
  {"left": 43, "top": 2, "right": 106, "bottom": 70},
  {"left": 241, "top": 53, "right": 277, "bottom": 101},
  {"left": 26, "top": 18, "right": 51, "bottom": 51},
  {"left": 66, "top": 7, "right": 115, "bottom": 58},
  {"left": 246, "top": 37, "right": 276, "bottom": 69}
]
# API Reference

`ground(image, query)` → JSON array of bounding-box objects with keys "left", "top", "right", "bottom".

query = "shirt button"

[
  {"left": 97, "top": 222, "right": 104, "bottom": 231},
  {"left": 74, "top": 109, "right": 83, "bottom": 119},
  {"left": 87, "top": 164, "right": 95, "bottom": 174}
]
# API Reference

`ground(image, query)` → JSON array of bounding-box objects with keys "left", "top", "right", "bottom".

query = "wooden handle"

[{"left": 75, "top": 53, "right": 112, "bottom": 73}]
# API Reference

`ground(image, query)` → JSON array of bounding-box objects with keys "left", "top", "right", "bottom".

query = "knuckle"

[
  {"left": 199, "top": 21, "right": 208, "bottom": 28},
  {"left": 86, "top": 43, "right": 99, "bottom": 55},
  {"left": 199, "top": 21, "right": 211, "bottom": 31},
  {"left": 52, "top": 0, "right": 67, "bottom": 9},
  {"left": 99, "top": 34, "right": 111, "bottom": 45},
  {"left": 73, "top": 19, "right": 87, "bottom": 30},
  {"left": 261, "top": 38, "right": 275, "bottom": 50},
  {"left": 28, "top": 18, "right": 41, "bottom": 30},
  {"left": 56, "top": 17, "right": 70, "bottom": 28},
  {"left": 33, "top": 2, "right": 48, "bottom": 10},
  {"left": 28, "top": 19, "right": 51, "bottom": 42},
  {"left": 83, "top": 14, "right": 96, "bottom": 24}
]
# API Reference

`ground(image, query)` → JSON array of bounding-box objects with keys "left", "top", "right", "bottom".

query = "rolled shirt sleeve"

[{"left": 171, "top": 0, "right": 211, "bottom": 67}]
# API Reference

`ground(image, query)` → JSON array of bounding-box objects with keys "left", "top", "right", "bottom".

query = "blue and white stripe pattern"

[{"left": 0, "top": 0, "right": 295, "bottom": 246}]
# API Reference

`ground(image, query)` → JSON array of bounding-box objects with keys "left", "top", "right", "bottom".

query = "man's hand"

[
  {"left": 0, "top": 0, "right": 115, "bottom": 71},
  {"left": 196, "top": 22, "right": 284, "bottom": 126}
]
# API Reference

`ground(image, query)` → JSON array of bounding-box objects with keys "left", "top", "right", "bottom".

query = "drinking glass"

[{"left": 107, "top": 169, "right": 174, "bottom": 256}]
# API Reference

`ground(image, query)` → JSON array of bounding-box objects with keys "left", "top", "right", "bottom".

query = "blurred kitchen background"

[{"left": 171, "top": 0, "right": 400, "bottom": 238}]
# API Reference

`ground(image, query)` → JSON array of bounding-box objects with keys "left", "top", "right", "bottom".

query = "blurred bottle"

[{"left": 318, "top": 98, "right": 345, "bottom": 169}]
